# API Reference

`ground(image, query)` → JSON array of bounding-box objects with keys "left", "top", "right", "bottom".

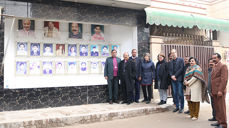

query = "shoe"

[
  {"left": 184, "top": 110, "right": 190, "bottom": 114},
  {"left": 215, "top": 125, "right": 225, "bottom": 128},
  {"left": 179, "top": 109, "right": 184, "bottom": 113},
  {"left": 141, "top": 99, "right": 147, "bottom": 102},
  {"left": 186, "top": 115, "right": 192, "bottom": 118},
  {"left": 163, "top": 101, "right": 167, "bottom": 104},
  {"left": 173, "top": 108, "right": 179, "bottom": 112},
  {"left": 127, "top": 102, "right": 131, "bottom": 105},
  {"left": 114, "top": 100, "right": 119, "bottom": 104},
  {"left": 208, "top": 117, "right": 217, "bottom": 121},
  {"left": 158, "top": 100, "right": 163, "bottom": 105},
  {"left": 109, "top": 100, "right": 113, "bottom": 104},
  {"left": 121, "top": 101, "right": 127, "bottom": 104},
  {"left": 135, "top": 101, "right": 139, "bottom": 103},
  {"left": 192, "top": 117, "right": 198, "bottom": 121},
  {"left": 146, "top": 101, "right": 150, "bottom": 104},
  {"left": 211, "top": 122, "right": 220, "bottom": 126}
]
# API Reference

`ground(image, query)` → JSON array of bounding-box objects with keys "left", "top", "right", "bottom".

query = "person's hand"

[
  {"left": 138, "top": 77, "right": 141, "bottom": 81},
  {"left": 217, "top": 91, "right": 223, "bottom": 97},
  {"left": 105, "top": 76, "right": 108, "bottom": 80},
  {"left": 184, "top": 80, "right": 188, "bottom": 86},
  {"left": 152, "top": 79, "right": 155, "bottom": 82},
  {"left": 171, "top": 75, "right": 176, "bottom": 81}
]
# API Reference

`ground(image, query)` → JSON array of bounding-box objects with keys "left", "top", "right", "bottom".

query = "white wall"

[
  {"left": 4, "top": 18, "right": 138, "bottom": 89},
  {"left": 218, "top": 31, "right": 229, "bottom": 47}
]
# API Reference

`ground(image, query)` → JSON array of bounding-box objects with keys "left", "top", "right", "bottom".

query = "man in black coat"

[
  {"left": 169, "top": 49, "right": 185, "bottom": 113},
  {"left": 119, "top": 52, "right": 136, "bottom": 105},
  {"left": 129, "top": 49, "right": 141, "bottom": 103}
]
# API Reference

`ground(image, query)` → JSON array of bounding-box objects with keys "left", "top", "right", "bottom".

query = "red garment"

[{"left": 113, "top": 57, "right": 118, "bottom": 76}]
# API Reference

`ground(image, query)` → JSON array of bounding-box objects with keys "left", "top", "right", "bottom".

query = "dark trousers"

[
  {"left": 213, "top": 94, "right": 227, "bottom": 128},
  {"left": 107, "top": 76, "right": 119, "bottom": 101},
  {"left": 121, "top": 79, "right": 133, "bottom": 103},
  {"left": 210, "top": 96, "right": 216, "bottom": 119},
  {"left": 133, "top": 80, "right": 140, "bottom": 102},
  {"left": 142, "top": 85, "right": 152, "bottom": 101},
  {"left": 171, "top": 81, "right": 184, "bottom": 109}
]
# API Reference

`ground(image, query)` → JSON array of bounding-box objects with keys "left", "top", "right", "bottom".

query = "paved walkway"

[{"left": 0, "top": 101, "right": 172, "bottom": 128}]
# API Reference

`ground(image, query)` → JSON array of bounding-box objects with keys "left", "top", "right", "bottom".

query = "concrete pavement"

[{"left": 60, "top": 95, "right": 229, "bottom": 128}]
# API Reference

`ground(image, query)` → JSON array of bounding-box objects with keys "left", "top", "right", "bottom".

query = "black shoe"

[
  {"left": 121, "top": 101, "right": 127, "bottom": 104},
  {"left": 146, "top": 101, "right": 150, "bottom": 104},
  {"left": 211, "top": 122, "right": 220, "bottom": 126},
  {"left": 135, "top": 101, "right": 139, "bottom": 103},
  {"left": 141, "top": 99, "right": 147, "bottom": 102},
  {"left": 215, "top": 125, "right": 225, "bottom": 128},
  {"left": 127, "top": 102, "right": 131, "bottom": 105},
  {"left": 173, "top": 108, "right": 179, "bottom": 112},
  {"left": 208, "top": 117, "right": 217, "bottom": 121},
  {"left": 163, "top": 101, "right": 167, "bottom": 104},
  {"left": 109, "top": 100, "right": 113, "bottom": 104},
  {"left": 114, "top": 100, "right": 119, "bottom": 104},
  {"left": 179, "top": 109, "right": 184, "bottom": 113},
  {"left": 158, "top": 100, "right": 163, "bottom": 105},
  {"left": 184, "top": 110, "right": 190, "bottom": 114}
]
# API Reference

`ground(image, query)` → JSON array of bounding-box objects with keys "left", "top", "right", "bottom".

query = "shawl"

[{"left": 184, "top": 65, "right": 210, "bottom": 103}]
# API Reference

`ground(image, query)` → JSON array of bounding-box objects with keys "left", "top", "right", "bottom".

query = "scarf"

[{"left": 184, "top": 65, "right": 209, "bottom": 103}]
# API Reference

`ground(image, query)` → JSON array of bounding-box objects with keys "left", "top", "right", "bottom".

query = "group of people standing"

[{"left": 104, "top": 48, "right": 228, "bottom": 128}]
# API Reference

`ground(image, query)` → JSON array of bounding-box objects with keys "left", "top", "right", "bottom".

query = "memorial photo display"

[{"left": 15, "top": 18, "right": 121, "bottom": 76}]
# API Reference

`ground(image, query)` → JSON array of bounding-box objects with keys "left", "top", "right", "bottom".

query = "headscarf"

[{"left": 184, "top": 65, "right": 209, "bottom": 103}]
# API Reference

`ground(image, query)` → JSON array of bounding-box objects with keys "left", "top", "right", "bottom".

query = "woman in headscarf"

[{"left": 184, "top": 57, "right": 209, "bottom": 120}]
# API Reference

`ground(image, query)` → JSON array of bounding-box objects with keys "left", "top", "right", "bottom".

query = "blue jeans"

[{"left": 171, "top": 81, "right": 184, "bottom": 109}]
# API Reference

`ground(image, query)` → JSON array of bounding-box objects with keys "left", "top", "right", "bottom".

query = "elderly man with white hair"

[{"left": 118, "top": 52, "right": 136, "bottom": 105}]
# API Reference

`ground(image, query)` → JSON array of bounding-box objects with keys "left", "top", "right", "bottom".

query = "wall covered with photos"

[
  {"left": 4, "top": 17, "right": 137, "bottom": 89},
  {"left": 0, "top": 0, "right": 149, "bottom": 111}
]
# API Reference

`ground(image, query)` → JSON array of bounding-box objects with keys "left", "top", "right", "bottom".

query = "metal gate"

[{"left": 161, "top": 44, "right": 214, "bottom": 97}]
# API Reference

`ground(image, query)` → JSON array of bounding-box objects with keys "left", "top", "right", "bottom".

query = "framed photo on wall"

[
  {"left": 101, "top": 45, "right": 109, "bottom": 57},
  {"left": 79, "top": 61, "right": 88, "bottom": 73},
  {"left": 16, "top": 61, "right": 27, "bottom": 75},
  {"left": 55, "top": 61, "right": 65, "bottom": 74},
  {"left": 56, "top": 44, "right": 65, "bottom": 56},
  {"left": 42, "top": 61, "right": 53, "bottom": 75},
  {"left": 18, "top": 19, "right": 35, "bottom": 37},
  {"left": 90, "top": 61, "right": 99, "bottom": 74},
  {"left": 44, "top": 21, "right": 60, "bottom": 38},
  {"left": 69, "top": 23, "right": 82, "bottom": 39},
  {"left": 79, "top": 44, "right": 88, "bottom": 56},
  {"left": 29, "top": 61, "right": 41, "bottom": 75},
  {"left": 68, "top": 44, "right": 77, "bottom": 57},
  {"left": 90, "top": 45, "right": 99, "bottom": 57},
  {"left": 91, "top": 24, "right": 105, "bottom": 41},
  {"left": 111, "top": 44, "right": 120, "bottom": 56},
  {"left": 43, "top": 43, "right": 54, "bottom": 56},
  {"left": 67, "top": 61, "right": 77, "bottom": 74},
  {"left": 16, "top": 42, "right": 28, "bottom": 56},
  {"left": 30, "top": 43, "right": 40, "bottom": 56}
]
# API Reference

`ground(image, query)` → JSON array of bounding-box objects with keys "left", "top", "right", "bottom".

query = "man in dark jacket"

[
  {"left": 169, "top": 49, "right": 185, "bottom": 113},
  {"left": 104, "top": 49, "right": 121, "bottom": 104},
  {"left": 119, "top": 52, "right": 136, "bottom": 105},
  {"left": 207, "top": 58, "right": 217, "bottom": 122},
  {"left": 129, "top": 49, "right": 141, "bottom": 103}
]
